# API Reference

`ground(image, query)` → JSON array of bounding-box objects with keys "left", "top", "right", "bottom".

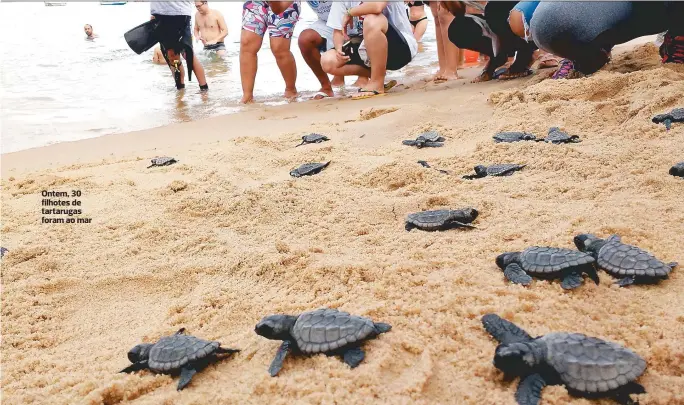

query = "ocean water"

[{"left": 0, "top": 2, "right": 440, "bottom": 153}]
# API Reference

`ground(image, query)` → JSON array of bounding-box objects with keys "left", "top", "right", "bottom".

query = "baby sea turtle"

[
  {"left": 543, "top": 127, "right": 581, "bottom": 144},
  {"left": 296, "top": 133, "right": 329, "bottom": 147},
  {"left": 496, "top": 246, "right": 599, "bottom": 290},
  {"left": 147, "top": 156, "right": 177, "bottom": 168},
  {"left": 481, "top": 313, "right": 647, "bottom": 405},
  {"left": 405, "top": 208, "right": 478, "bottom": 231},
  {"left": 402, "top": 131, "right": 445, "bottom": 148},
  {"left": 493, "top": 131, "right": 537, "bottom": 143},
  {"left": 0, "top": 247, "right": 7, "bottom": 258},
  {"left": 255, "top": 308, "right": 391, "bottom": 376},
  {"left": 463, "top": 164, "right": 526, "bottom": 179},
  {"left": 670, "top": 161, "right": 684, "bottom": 177},
  {"left": 652, "top": 108, "right": 684, "bottom": 130},
  {"left": 574, "top": 234, "right": 677, "bottom": 286},
  {"left": 289, "top": 161, "right": 330, "bottom": 177},
  {"left": 120, "top": 328, "right": 240, "bottom": 391}
]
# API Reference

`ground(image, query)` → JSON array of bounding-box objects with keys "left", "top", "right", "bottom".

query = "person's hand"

[
  {"left": 201, "top": 38, "right": 208, "bottom": 45},
  {"left": 341, "top": 12, "right": 352, "bottom": 37},
  {"left": 150, "top": 15, "right": 155, "bottom": 20},
  {"left": 335, "top": 48, "right": 350, "bottom": 65}
]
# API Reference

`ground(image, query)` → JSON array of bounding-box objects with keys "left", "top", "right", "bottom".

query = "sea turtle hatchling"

[
  {"left": 0, "top": 247, "right": 7, "bottom": 258},
  {"left": 574, "top": 234, "right": 677, "bottom": 286},
  {"left": 289, "top": 161, "right": 330, "bottom": 177},
  {"left": 405, "top": 208, "right": 478, "bottom": 231},
  {"left": 296, "top": 133, "right": 330, "bottom": 147},
  {"left": 670, "top": 161, "right": 684, "bottom": 177},
  {"left": 463, "top": 164, "right": 526, "bottom": 179},
  {"left": 543, "top": 127, "right": 581, "bottom": 144},
  {"left": 496, "top": 246, "right": 599, "bottom": 290},
  {"left": 652, "top": 108, "right": 684, "bottom": 130},
  {"left": 493, "top": 131, "right": 538, "bottom": 143},
  {"left": 120, "top": 328, "right": 240, "bottom": 391},
  {"left": 146, "top": 156, "right": 177, "bottom": 168},
  {"left": 402, "top": 131, "right": 446, "bottom": 148},
  {"left": 481, "top": 313, "right": 647, "bottom": 405},
  {"left": 255, "top": 308, "right": 391, "bottom": 376}
]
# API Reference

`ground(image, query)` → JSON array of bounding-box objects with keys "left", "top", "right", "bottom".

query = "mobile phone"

[{"left": 342, "top": 40, "right": 353, "bottom": 57}]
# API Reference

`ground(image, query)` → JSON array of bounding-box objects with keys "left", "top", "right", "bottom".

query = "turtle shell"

[
  {"left": 486, "top": 164, "right": 525, "bottom": 176},
  {"left": 148, "top": 334, "right": 220, "bottom": 372},
  {"left": 418, "top": 131, "right": 445, "bottom": 142},
  {"left": 302, "top": 133, "right": 329, "bottom": 143},
  {"left": 493, "top": 132, "right": 537, "bottom": 143},
  {"left": 405, "top": 209, "right": 477, "bottom": 231},
  {"left": 597, "top": 237, "right": 672, "bottom": 278},
  {"left": 670, "top": 162, "right": 684, "bottom": 177},
  {"left": 545, "top": 128, "right": 580, "bottom": 144},
  {"left": 292, "top": 308, "right": 377, "bottom": 354},
  {"left": 519, "top": 247, "right": 595, "bottom": 275},
  {"left": 540, "top": 332, "right": 646, "bottom": 394},
  {"left": 652, "top": 108, "right": 684, "bottom": 124},
  {"left": 290, "top": 161, "right": 330, "bottom": 177},
  {"left": 150, "top": 157, "right": 177, "bottom": 167}
]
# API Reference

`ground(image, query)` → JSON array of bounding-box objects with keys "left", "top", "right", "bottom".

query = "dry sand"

[{"left": 2, "top": 42, "right": 683, "bottom": 405}]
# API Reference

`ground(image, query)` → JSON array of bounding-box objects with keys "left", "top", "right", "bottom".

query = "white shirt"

[
  {"left": 150, "top": 1, "right": 194, "bottom": 16},
  {"left": 306, "top": 0, "right": 333, "bottom": 22},
  {"left": 327, "top": 1, "right": 417, "bottom": 58}
]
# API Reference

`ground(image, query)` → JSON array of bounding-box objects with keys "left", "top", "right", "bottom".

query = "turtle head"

[
  {"left": 493, "top": 343, "right": 536, "bottom": 377},
  {"left": 255, "top": 314, "right": 298, "bottom": 341},
  {"left": 496, "top": 252, "right": 520, "bottom": 269},
  {"left": 474, "top": 165, "right": 488, "bottom": 177},
  {"left": 573, "top": 233, "right": 602, "bottom": 253},
  {"left": 127, "top": 343, "right": 153, "bottom": 363}
]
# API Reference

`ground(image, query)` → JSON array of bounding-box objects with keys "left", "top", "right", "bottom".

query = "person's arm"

[
  {"left": 216, "top": 11, "right": 228, "bottom": 42},
  {"left": 194, "top": 15, "right": 203, "bottom": 43},
  {"left": 347, "top": 1, "right": 387, "bottom": 17}
]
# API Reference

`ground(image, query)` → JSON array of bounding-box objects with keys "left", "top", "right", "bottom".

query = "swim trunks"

[
  {"left": 204, "top": 42, "right": 226, "bottom": 51},
  {"left": 242, "top": 0, "right": 301, "bottom": 39}
]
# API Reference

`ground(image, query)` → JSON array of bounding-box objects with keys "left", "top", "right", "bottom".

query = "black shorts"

[
  {"left": 348, "top": 22, "right": 412, "bottom": 71},
  {"left": 152, "top": 14, "right": 192, "bottom": 53}
]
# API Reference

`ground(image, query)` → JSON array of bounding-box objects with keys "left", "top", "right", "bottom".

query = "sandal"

[
  {"left": 352, "top": 89, "right": 386, "bottom": 100},
  {"left": 497, "top": 67, "right": 532, "bottom": 80},
  {"left": 551, "top": 59, "right": 584, "bottom": 79},
  {"left": 537, "top": 54, "right": 561, "bottom": 69}
]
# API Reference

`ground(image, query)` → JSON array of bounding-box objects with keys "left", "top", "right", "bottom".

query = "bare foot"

[
  {"left": 284, "top": 88, "right": 298, "bottom": 101},
  {"left": 312, "top": 88, "right": 334, "bottom": 100},
  {"left": 471, "top": 70, "right": 493, "bottom": 83},
  {"left": 351, "top": 77, "right": 369, "bottom": 87},
  {"left": 240, "top": 94, "right": 254, "bottom": 104},
  {"left": 331, "top": 76, "right": 345, "bottom": 87}
]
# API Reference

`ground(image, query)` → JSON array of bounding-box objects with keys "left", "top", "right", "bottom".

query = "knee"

[
  {"left": 320, "top": 51, "right": 337, "bottom": 74},
  {"left": 271, "top": 45, "right": 292, "bottom": 59},
  {"left": 240, "top": 33, "right": 260, "bottom": 53},
  {"left": 509, "top": 10, "right": 526, "bottom": 38},
  {"left": 362, "top": 14, "right": 387, "bottom": 33},
  {"left": 298, "top": 29, "right": 320, "bottom": 51}
]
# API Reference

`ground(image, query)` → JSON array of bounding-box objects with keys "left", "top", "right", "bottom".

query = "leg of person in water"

[
  {"left": 239, "top": 29, "right": 263, "bottom": 103},
  {"left": 430, "top": 2, "right": 459, "bottom": 81},
  {"left": 530, "top": 2, "right": 678, "bottom": 75},
  {"left": 165, "top": 49, "right": 208, "bottom": 89},
  {"left": 271, "top": 36, "right": 298, "bottom": 100},
  {"left": 298, "top": 28, "right": 334, "bottom": 99}
]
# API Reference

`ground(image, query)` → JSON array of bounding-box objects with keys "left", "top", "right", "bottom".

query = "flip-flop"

[
  {"left": 352, "top": 89, "right": 386, "bottom": 100},
  {"left": 312, "top": 91, "right": 332, "bottom": 100},
  {"left": 357, "top": 80, "right": 398, "bottom": 92}
]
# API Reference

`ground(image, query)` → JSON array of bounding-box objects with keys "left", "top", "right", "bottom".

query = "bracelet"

[{"left": 346, "top": 8, "right": 352, "bottom": 17}]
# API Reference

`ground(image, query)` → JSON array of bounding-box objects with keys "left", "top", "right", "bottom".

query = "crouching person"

[{"left": 321, "top": 1, "right": 417, "bottom": 100}]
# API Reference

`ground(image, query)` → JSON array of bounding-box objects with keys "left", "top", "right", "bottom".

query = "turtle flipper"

[
  {"left": 617, "top": 276, "right": 636, "bottom": 287},
  {"left": 614, "top": 382, "right": 645, "bottom": 405},
  {"left": 584, "top": 264, "right": 600, "bottom": 285},
  {"left": 503, "top": 263, "right": 532, "bottom": 286},
  {"left": 481, "top": 314, "right": 532, "bottom": 344},
  {"left": 216, "top": 347, "right": 240, "bottom": 355},
  {"left": 405, "top": 223, "right": 415, "bottom": 232},
  {"left": 402, "top": 140, "right": 417, "bottom": 146},
  {"left": 120, "top": 360, "right": 148, "bottom": 373},
  {"left": 449, "top": 221, "right": 477, "bottom": 229},
  {"left": 342, "top": 347, "right": 365, "bottom": 368},
  {"left": 560, "top": 272, "right": 583, "bottom": 290},
  {"left": 515, "top": 373, "right": 546, "bottom": 405},
  {"left": 295, "top": 141, "right": 305, "bottom": 147},
  {"left": 268, "top": 340, "right": 292, "bottom": 377},
  {"left": 668, "top": 262, "right": 678, "bottom": 269},
  {"left": 422, "top": 141, "right": 444, "bottom": 147},
  {"left": 175, "top": 328, "right": 186, "bottom": 335},
  {"left": 374, "top": 322, "right": 392, "bottom": 334},
  {"left": 665, "top": 118, "right": 672, "bottom": 131},
  {"left": 177, "top": 366, "right": 197, "bottom": 391},
  {"left": 146, "top": 164, "right": 155, "bottom": 169}
]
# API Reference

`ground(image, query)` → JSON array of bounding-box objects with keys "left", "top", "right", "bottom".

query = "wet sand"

[{"left": 2, "top": 42, "right": 683, "bottom": 405}]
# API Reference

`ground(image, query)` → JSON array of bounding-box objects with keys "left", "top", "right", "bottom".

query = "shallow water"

[{"left": 0, "top": 2, "right": 440, "bottom": 153}]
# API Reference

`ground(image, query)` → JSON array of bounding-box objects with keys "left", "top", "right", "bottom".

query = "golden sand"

[{"left": 2, "top": 43, "right": 683, "bottom": 405}]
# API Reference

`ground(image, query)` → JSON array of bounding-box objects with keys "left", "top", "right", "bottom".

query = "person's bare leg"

[
  {"left": 331, "top": 75, "right": 345, "bottom": 86},
  {"left": 298, "top": 29, "right": 333, "bottom": 98},
  {"left": 270, "top": 35, "right": 298, "bottom": 100},
  {"left": 509, "top": 9, "right": 526, "bottom": 38},
  {"left": 240, "top": 30, "right": 263, "bottom": 104},
  {"left": 429, "top": 2, "right": 446, "bottom": 79},
  {"left": 351, "top": 77, "right": 368, "bottom": 87},
  {"left": 437, "top": 6, "right": 459, "bottom": 80},
  {"left": 414, "top": 19, "right": 428, "bottom": 42},
  {"left": 189, "top": 54, "right": 207, "bottom": 86},
  {"left": 354, "top": 14, "right": 388, "bottom": 96}
]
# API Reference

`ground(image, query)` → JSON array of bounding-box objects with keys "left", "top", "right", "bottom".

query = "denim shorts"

[{"left": 511, "top": 1, "right": 540, "bottom": 40}]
